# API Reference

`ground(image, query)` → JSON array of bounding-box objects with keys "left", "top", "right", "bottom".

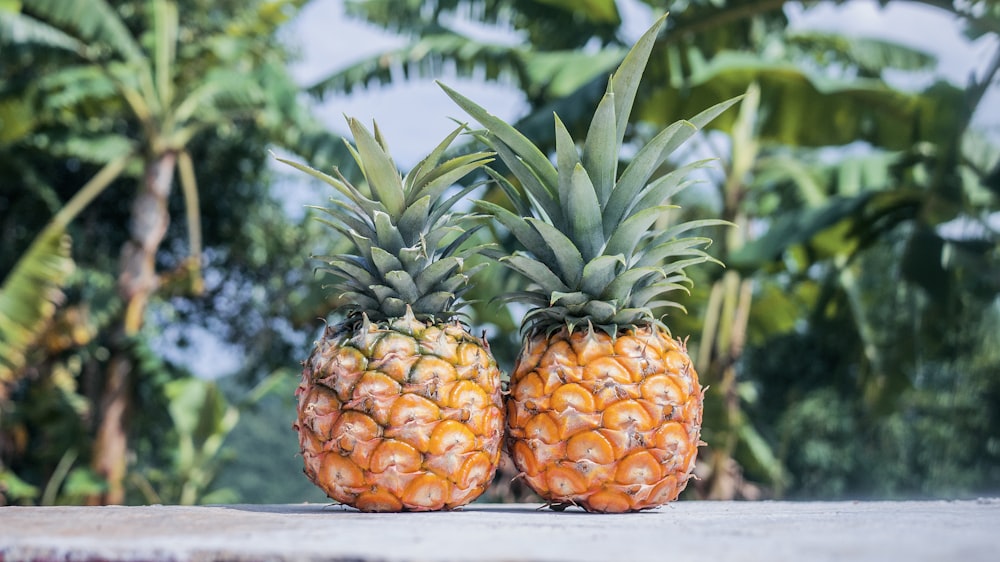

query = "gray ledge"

[{"left": 1, "top": 500, "right": 998, "bottom": 562}]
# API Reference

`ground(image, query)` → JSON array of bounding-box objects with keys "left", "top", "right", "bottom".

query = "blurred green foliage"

[{"left": 0, "top": 0, "right": 343, "bottom": 505}]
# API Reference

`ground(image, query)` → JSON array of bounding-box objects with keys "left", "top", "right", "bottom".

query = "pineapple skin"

[
  {"left": 295, "top": 316, "right": 504, "bottom": 512},
  {"left": 506, "top": 325, "right": 703, "bottom": 513}
]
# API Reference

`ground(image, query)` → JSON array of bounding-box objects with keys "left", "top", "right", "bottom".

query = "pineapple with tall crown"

[
  {"left": 440, "top": 15, "right": 739, "bottom": 512},
  {"left": 282, "top": 118, "right": 503, "bottom": 512}
]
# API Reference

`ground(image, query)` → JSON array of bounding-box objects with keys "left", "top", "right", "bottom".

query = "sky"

[{"left": 284, "top": 0, "right": 1000, "bottom": 168}]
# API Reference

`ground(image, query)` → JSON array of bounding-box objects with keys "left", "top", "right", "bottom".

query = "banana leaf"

[{"left": 0, "top": 228, "right": 74, "bottom": 389}]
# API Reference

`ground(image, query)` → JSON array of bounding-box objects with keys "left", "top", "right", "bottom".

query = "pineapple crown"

[
  {"left": 278, "top": 118, "right": 494, "bottom": 326},
  {"left": 440, "top": 15, "right": 738, "bottom": 336}
]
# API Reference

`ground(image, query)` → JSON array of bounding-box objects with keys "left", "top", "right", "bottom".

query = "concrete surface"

[{"left": 0, "top": 500, "right": 998, "bottom": 562}]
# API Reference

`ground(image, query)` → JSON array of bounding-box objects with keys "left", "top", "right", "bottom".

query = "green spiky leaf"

[
  {"left": 276, "top": 156, "right": 381, "bottom": 217},
  {"left": 348, "top": 118, "right": 406, "bottom": 218},
  {"left": 630, "top": 159, "right": 715, "bottom": 218},
  {"left": 611, "top": 13, "right": 667, "bottom": 146},
  {"left": 440, "top": 13, "right": 738, "bottom": 332},
  {"left": 406, "top": 124, "right": 466, "bottom": 194},
  {"left": 439, "top": 82, "right": 559, "bottom": 191},
  {"left": 484, "top": 167, "right": 533, "bottom": 217},
  {"left": 632, "top": 281, "right": 691, "bottom": 308},
  {"left": 635, "top": 237, "right": 714, "bottom": 268},
  {"left": 384, "top": 270, "right": 419, "bottom": 303},
  {"left": 648, "top": 219, "right": 735, "bottom": 248},
  {"left": 604, "top": 120, "right": 698, "bottom": 235},
  {"left": 550, "top": 291, "right": 590, "bottom": 307},
  {"left": 481, "top": 132, "right": 563, "bottom": 230},
  {"left": 283, "top": 117, "right": 493, "bottom": 322},
  {"left": 554, "top": 114, "right": 582, "bottom": 209},
  {"left": 567, "top": 164, "right": 605, "bottom": 262},
  {"left": 604, "top": 205, "right": 673, "bottom": 258},
  {"left": 373, "top": 210, "right": 405, "bottom": 254},
  {"left": 477, "top": 200, "right": 552, "bottom": 262},
  {"left": 583, "top": 87, "right": 618, "bottom": 206},
  {"left": 502, "top": 254, "right": 571, "bottom": 293},
  {"left": 326, "top": 256, "right": 377, "bottom": 285},
  {"left": 410, "top": 152, "right": 494, "bottom": 206},
  {"left": 526, "top": 218, "right": 584, "bottom": 287},
  {"left": 428, "top": 182, "right": 480, "bottom": 227},
  {"left": 581, "top": 254, "right": 626, "bottom": 297},
  {"left": 414, "top": 257, "right": 462, "bottom": 294},
  {"left": 412, "top": 292, "right": 455, "bottom": 315},
  {"left": 604, "top": 267, "right": 664, "bottom": 302},
  {"left": 398, "top": 195, "right": 431, "bottom": 245},
  {"left": 370, "top": 247, "right": 403, "bottom": 278}
]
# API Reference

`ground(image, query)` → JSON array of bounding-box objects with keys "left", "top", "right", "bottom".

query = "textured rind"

[
  {"left": 295, "top": 317, "right": 504, "bottom": 512},
  {"left": 506, "top": 325, "right": 703, "bottom": 513}
]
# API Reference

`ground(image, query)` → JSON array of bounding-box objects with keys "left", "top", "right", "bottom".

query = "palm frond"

[
  {"left": 0, "top": 9, "right": 85, "bottom": 53},
  {"left": 637, "top": 51, "right": 968, "bottom": 150},
  {"left": 24, "top": 0, "right": 145, "bottom": 63},
  {"left": 170, "top": 69, "right": 267, "bottom": 132},
  {"left": 0, "top": 154, "right": 130, "bottom": 393},
  {"left": 307, "top": 27, "right": 625, "bottom": 103},
  {"left": 344, "top": 0, "right": 516, "bottom": 35},
  {"left": 35, "top": 64, "right": 120, "bottom": 111},
  {"left": 785, "top": 31, "right": 937, "bottom": 75},
  {"left": 306, "top": 31, "right": 529, "bottom": 99},
  {"left": 345, "top": 0, "right": 619, "bottom": 49},
  {"left": 42, "top": 133, "right": 135, "bottom": 165},
  {"left": 0, "top": 228, "right": 74, "bottom": 390},
  {"left": 508, "top": 49, "right": 967, "bottom": 155},
  {"left": 532, "top": 0, "right": 619, "bottom": 23}
]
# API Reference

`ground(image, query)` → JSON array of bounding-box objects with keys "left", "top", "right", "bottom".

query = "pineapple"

[
  {"left": 441, "top": 15, "right": 738, "bottom": 512},
  {"left": 282, "top": 119, "right": 504, "bottom": 512}
]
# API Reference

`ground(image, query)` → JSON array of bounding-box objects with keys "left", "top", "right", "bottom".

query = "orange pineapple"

[
  {"left": 282, "top": 119, "right": 503, "bottom": 511},
  {"left": 442, "top": 15, "right": 737, "bottom": 512}
]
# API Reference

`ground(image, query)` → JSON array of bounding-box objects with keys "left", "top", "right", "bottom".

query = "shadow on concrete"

[
  {"left": 215, "top": 503, "right": 662, "bottom": 516},
  {"left": 214, "top": 503, "right": 352, "bottom": 515}
]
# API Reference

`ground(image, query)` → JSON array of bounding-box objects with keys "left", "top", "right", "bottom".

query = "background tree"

[{"left": 0, "top": 0, "right": 350, "bottom": 505}]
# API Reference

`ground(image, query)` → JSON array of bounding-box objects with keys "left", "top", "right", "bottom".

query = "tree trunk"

[
  {"left": 90, "top": 152, "right": 176, "bottom": 505},
  {"left": 697, "top": 272, "right": 754, "bottom": 500}
]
